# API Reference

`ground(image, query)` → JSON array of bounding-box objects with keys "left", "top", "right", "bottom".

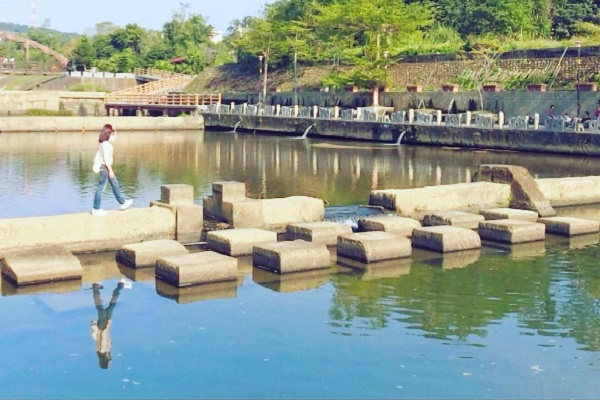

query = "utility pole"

[{"left": 258, "top": 55, "right": 263, "bottom": 104}]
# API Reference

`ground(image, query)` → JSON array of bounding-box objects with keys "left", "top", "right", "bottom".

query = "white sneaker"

[
  {"left": 120, "top": 199, "right": 133, "bottom": 210},
  {"left": 91, "top": 208, "right": 107, "bottom": 216}
]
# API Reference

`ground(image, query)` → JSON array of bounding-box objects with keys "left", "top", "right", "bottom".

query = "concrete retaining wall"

[
  {"left": 0, "top": 115, "right": 204, "bottom": 132},
  {"left": 203, "top": 113, "right": 600, "bottom": 156}
]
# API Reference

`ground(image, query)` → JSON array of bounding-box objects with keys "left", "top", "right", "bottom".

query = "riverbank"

[{"left": 0, "top": 115, "right": 204, "bottom": 132}]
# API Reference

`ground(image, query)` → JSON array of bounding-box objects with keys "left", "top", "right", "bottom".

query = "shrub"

[{"left": 25, "top": 108, "right": 74, "bottom": 116}]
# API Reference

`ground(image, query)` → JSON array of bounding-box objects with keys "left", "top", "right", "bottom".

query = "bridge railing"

[
  {"left": 106, "top": 92, "right": 221, "bottom": 106},
  {"left": 133, "top": 68, "right": 191, "bottom": 80},
  {"left": 108, "top": 75, "right": 194, "bottom": 97}
]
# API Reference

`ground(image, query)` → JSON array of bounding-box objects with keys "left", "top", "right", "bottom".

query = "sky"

[{"left": 0, "top": 0, "right": 273, "bottom": 35}]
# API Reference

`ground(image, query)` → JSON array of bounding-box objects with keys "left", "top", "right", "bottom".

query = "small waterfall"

[
  {"left": 301, "top": 125, "right": 313, "bottom": 139},
  {"left": 396, "top": 130, "right": 407, "bottom": 145},
  {"left": 232, "top": 120, "right": 242, "bottom": 133}
]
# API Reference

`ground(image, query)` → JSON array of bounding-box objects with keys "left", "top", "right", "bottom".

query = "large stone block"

[
  {"left": 155, "top": 251, "right": 238, "bottom": 287},
  {"left": 537, "top": 217, "right": 600, "bottom": 237},
  {"left": 1, "top": 246, "right": 82, "bottom": 285},
  {"left": 422, "top": 211, "right": 485, "bottom": 229},
  {"left": 213, "top": 181, "right": 247, "bottom": 204},
  {"left": 262, "top": 197, "right": 325, "bottom": 230},
  {"left": 412, "top": 226, "right": 482, "bottom": 253},
  {"left": 0, "top": 207, "right": 177, "bottom": 254},
  {"left": 337, "top": 231, "right": 412, "bottom": 263},
  {"left": 478, "top": 220, "right": 545, "bottom": 244},
  {"left": 357, "top": 216, "right": 421, "bottom": 236},
  {"left": 536, "top": 177, "right": 600, "bottom": 207},
  {"left": 207, "top": 228, "right": 277, "bottom": 256},
  {"left": 116, "top": 239, "right": 189, "bottom": 268},
  {"left": 150, "top": 201, "right": 204, "bottom": 244},
  {"left": 473, "top": 164, "right": 556, "bottom": 217},
  {"left": 253, "top": 240, "right": 331, "bottom": 274},
  {"left": 480, "top": 207, "right": 538, "bottom": 222},
  {"left": 369, "top": 182, "right": 511, "bottom": 219},
  {"left": 222, "top": 199, "right": 264, "bottom": 228},
  {"left": 286, "top": 221, "right": 353, "bottom": 246},
  {"left": 161, "top": 184, "right": 194, "bottom": 206}
]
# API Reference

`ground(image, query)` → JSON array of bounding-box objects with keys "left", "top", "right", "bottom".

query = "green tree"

[
  {"left": 70, "top": 35, "right": 96, "bottom": 71},
  {"left": 314, "top": 0, "right": 434, "bottom": 105}
]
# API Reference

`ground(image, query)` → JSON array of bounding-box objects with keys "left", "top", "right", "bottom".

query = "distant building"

[{"left": 210, "top": 30, "right": 223, "bottom": 44}]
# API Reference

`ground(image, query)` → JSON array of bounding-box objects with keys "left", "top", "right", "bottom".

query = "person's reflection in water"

[{"left": 90, "top": 278, "right": 126, "bottom": 369}]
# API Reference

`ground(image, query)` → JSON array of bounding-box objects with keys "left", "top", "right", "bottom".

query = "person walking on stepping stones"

[
  {"left": 90, "top": 278, "right": 126, "bottom": 369},
  {"left": 91, "top": 123, "right": 133, "bottom": 216}
]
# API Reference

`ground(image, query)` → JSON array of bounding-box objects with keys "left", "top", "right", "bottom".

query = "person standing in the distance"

[{"left": 92, "top": 124, "right": 133, "bottom": 216}]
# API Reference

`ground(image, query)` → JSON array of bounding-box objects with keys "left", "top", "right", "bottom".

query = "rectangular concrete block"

[
  {"left": 261, "top": 197, "right": 326, "bottom": 230},
  {"left": 1, "top": 246, "right": 83, "bottom": 285},
  {"left": 156, "top": 251, "right": 238, "bottom": 287},
  {"left": 337, "top": 231, "right": 412, "bottom": 263},
  {"left": 207, "top": 228, "right": 278, "bottom": 256},
  {"left": 222, "top": 199, "right": 264, "bottom": 228},
  {"left": 213, "top": 181, "right": 247, "bottom": 204},
  {"left": 370, "top": 182, "right": 511, "bottom": 219},
  {"left": 116, "top": 239, "right": 189, "bottom": 268},
  {"left": 412, "top": 226, "right": 482, "bottom": 253},
  {"left": 357, "top": 216, "right": 421, "bottom": 236},
  {"left": 478, "top": 220, "right": 545, "bottom": 244},
  {"left": 161, "top": 184, "right": 194, "bottom": 206},
  {"left": 480, "top": 208, "right": 538, "bottom": 222},
  {"left": 423, "top": 211, "right": 485, "bottom": 229},
  {"left": 286, "top": 221, "right": 353, "bottom": 246},
  {"left": 150, "top": 201, "right": 204, "bottom": 244},
  {"left": 253, "top": 240, "right": 331, "bottom": 274},
  {"left": 537, "top": 217, "right": 600, "bottom": 237}
]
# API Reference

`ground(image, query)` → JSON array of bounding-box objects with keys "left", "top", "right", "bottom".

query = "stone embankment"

[{"left": 2, "top": 165, "right": 600, "bottom": 292}]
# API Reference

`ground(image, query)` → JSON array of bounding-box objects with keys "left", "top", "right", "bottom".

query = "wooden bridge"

[{"left": 105, "top": 68, "right": 220, "bottom": 116}]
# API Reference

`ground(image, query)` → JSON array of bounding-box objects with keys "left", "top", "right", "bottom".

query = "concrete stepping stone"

[
  {"left": 155, "top": 251, "right": 238, "bottom": 287},
  {"left": 160, "top": 184, "right": 194, "bottom": 206},
  {"left": 116, "top": 239, "right": 189, "bottom": 268},
  {"left": 253, "top": 240, "right": 331, "bottom": 274},
  {"left": 480, "top": 208, "right": 538, "bottom": 222},
  {"left": 422, "top": 210, "right": 485, "bottom": 229},
  {"left": 357, "top": 216, "right": 421, "bottom": 236},
  {"left": 537, "top": 216, "right": 600, "bottom": 237},
  {"left": 478, "top": 220, "right": 545, "bottom": 244},
  {"left": 412, "top": 226, "right": 482, "bottom": 253},
  {"left": 207, "top": 228, "right": 277, "bottom": 256},
  {"left": 286, "top": 221, "right": 353, "bottom": 246},
  {"left": 337, "top": 231, "right": 412, "bottom": 263},
  {"left": 1, "top": 246, "right": 82, "bottom": 285}
]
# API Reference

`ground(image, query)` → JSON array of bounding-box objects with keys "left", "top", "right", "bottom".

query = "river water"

[{"left": 1, "top": 130, "right": 600, "bottom": 399}]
